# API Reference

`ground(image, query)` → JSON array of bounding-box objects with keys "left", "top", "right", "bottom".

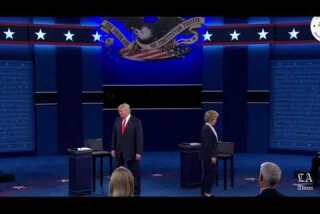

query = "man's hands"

[
  {"left": 211, "top": 157, "right": 217, "bottom": 164},
  {"left": 136, "top": 154, "right": 142, "bottom": 160},
  {"left": 111, "top": 150, "right": 115, "bottom": 157},
  {"left": 111, "top": 150, "right": 141, "bottom": 161}
]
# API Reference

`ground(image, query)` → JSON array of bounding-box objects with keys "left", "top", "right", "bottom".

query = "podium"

[
  {"left": 68, "top": 148, "right": 93, "bottom": 195},
  {"left": 179, "top": 143, "right": 202, "bottom": 187}
]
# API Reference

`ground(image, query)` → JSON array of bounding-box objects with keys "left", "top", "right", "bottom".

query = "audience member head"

[
  {"left": 109, "top": 166, "right": 134, "bottom": 197},
  {"left": 259, "top": 162, "right": 282, "bottom": 190}
]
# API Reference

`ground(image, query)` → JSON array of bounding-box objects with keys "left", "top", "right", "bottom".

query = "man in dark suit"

[
  {"left": 311, "top": 155, "right": 320, "bottom": 188},
  {"left": 200, "top": 110, "right": 219, "bottom": 197},
  {"left": 257, "top": 162, "right": 285, "bottom": 197},
  {"left": 111, "top": 103, "right": 143, "bottom": 196}
]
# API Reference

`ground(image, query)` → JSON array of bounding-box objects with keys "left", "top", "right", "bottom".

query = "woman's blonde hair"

[
  {"left": 204, "top": 110, "right": 219, "bottom": 123},
  {"left": 109, "top": 166, "right": 134, "bottom": 197}
]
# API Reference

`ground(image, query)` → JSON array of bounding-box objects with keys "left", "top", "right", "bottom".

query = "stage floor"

[{"left": 0, "top": 152, "right": 319, "bottom": 197}]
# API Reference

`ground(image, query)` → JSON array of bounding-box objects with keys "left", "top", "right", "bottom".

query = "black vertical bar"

[
  {"left": 231, "top": 156, "right": 234, "bottom": 187},
  {"left": 56, "top": 18, "right": 83, "bottom": 154},
  {"left": 109, "top": 156, "right": 113, "bottom": 176},
  {"left": 92, "top": 156, "right": 96, "bottom": 192},
  {"left": 100, "top": 157, "right": 103, "bottom": 187},
  {"left": 224, "top": 159, "right": 227, "bottom": 190},
  {"left": 222, "top": 17, "right": 248, "bottom": 153},
  {"left": 216, "top": 160, "right": 219, "bottom": 186}
]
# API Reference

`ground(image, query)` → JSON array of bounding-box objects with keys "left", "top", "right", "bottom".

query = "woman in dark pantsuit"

[{"left": 200, "top": 110, "right": 219, "bottom": 197}]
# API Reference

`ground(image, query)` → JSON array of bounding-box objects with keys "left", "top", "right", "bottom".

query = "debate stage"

[{"left": 0, "top": 152, "right": 318, "bottom": 197}]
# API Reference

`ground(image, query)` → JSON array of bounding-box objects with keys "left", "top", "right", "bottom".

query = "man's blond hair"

[{"left": 118, "top": 103, "right": 131, "bottom": 113}]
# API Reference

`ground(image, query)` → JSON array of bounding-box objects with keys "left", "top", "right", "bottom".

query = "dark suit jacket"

[
  {"left": 200, "top": 124, "right": 218, "bottom": 160},
  {"left": 112, "top": 115, "right": 143, "bottom": 161},
  {"left": 257, "top": 188, "right": 285, "bottom": 197}
]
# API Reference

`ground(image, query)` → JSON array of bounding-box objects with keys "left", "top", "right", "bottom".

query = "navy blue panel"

[
  {"left": 0, "top": 60, "right": 34, "bottom": 153},
  {"left": 102, "top": 46, "right": 202, "bottom": 85},
  {"left": 271, "top": 44, "right": 320, "bottom": 59},
  {"left": 36, "top": 105, "right": 58, "bottom": 155},
  {"left": 82, "top": 104, "right": 103, "bottom": 140},
  {"left": 32, "top": 17, "right": 55, "bottom": 24},
  {"left": 202, "top": 46, "right": 223, "bottom": 90},
  {"left": 202, "top": 103, "right": 223, "bottom": 141},
  {"left": 55, "top": 18, "right": 79, "bottom": 25},
  {"left": 247, "top": 103, "right": 269, "bottom": 153},
  {"left": 103, "top": 110, "right": 202, "bottom": 151},
  {"left": 248, "top": 17, "right": 270, "bottom": 24},
  {"left": 80, "top": 17, "right": 102, "bottom": 26},
  {"left": 0, "top": 17, "right": 32, "bottom": 23},
  {"left": 81, "top": 47, "right": 102, "bottom": 91},
  {"left": 247, "top": 45, "right": 270, "bottom": 90},
  {"left": 34, "top": 45, "right": 56, "bottom": 91},
  {"left": 271, "top": 17, "right": 312, "bottom": 23},
  {"left": 222, "top": 46, "right": 248, "bottom": 153},
  {"left": 0, "top": 45, "right": 32, "bottom": 60},
  {"left": 204, "top": 17, "right": 224, "bottom": 26},
  {"left": 270, "top": 59, "right": 320, "bottom": 151}
]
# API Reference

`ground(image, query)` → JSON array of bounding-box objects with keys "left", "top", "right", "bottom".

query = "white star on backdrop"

[
  {"left": 202, "top": 31, "right": 213, "bottom": 41},
  {"left": 288, "top": 28, "right": 299, "bottom": 39},
  {"left": 257, "top": 28, "right": 269, "bottom": 40},
  {"left": 92, "top": 31, "right": 102, "bottom": 42},
  {"left": 230, "top": 30, "right": 240, "bottom": 41},
  {"left": 64, "top": 30, "right": 74, "bottom": 41},
  {"left": 35, "top": 29, "right": 46, "bottom": 40},
  {"left": 3, "top": 28, "right": 15, "bottom": 40}
]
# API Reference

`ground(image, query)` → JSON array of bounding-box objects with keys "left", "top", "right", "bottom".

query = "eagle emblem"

[{"left": 100, "top": 17, "right": 205, "bottom": 61}]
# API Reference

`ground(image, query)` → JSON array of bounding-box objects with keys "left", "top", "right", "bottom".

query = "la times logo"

[{"left": 296, "top": 172, "right": 314, "bottom": 191}]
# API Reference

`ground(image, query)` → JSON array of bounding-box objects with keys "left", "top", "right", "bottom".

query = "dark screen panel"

[{"left": 103, "top": 85, "right": 202, "bottom": 108}]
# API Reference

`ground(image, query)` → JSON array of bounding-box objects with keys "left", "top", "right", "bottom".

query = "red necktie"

[{"left": 121, "top": 119, "right": 126, "bottom": 135}]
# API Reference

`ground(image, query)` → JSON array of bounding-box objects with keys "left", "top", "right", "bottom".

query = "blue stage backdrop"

[
  {"left": 1, "top": 16, "right": 320, "bottom": 156},
  {"left": 102, "top": 62, "right": 203, "bottom": 151},
  {"left": 101, "top": 17, "right": 203, "bottom": 151},
  {"left": 0, "top": 60, "right": 34, "bottom": 153},
  {"left": 271, "top": 59, "right": 320, "bottom": 151}
]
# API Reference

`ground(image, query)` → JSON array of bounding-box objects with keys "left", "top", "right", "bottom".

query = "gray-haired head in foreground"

[{"left": 259, "top": 162, "right": 282, "bottom": 187}]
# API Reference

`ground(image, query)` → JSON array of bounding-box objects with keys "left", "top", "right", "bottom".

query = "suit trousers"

[
  {"left": 311, "top": 156, "right": 320, "bottom": 187},
  {"left": 116, "top": 152, "right": 141, "bottom": 195},
  {"left": 201, "top": 159, "right": 217, "bottom": 195}
]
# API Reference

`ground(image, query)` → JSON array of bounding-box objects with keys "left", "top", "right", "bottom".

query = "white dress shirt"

[
  {"left": 122, "top": 114, "right": 131, "bottom": 126},
  {"left": 205, "top": 122, "right": 218, "bottom": 141}
]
